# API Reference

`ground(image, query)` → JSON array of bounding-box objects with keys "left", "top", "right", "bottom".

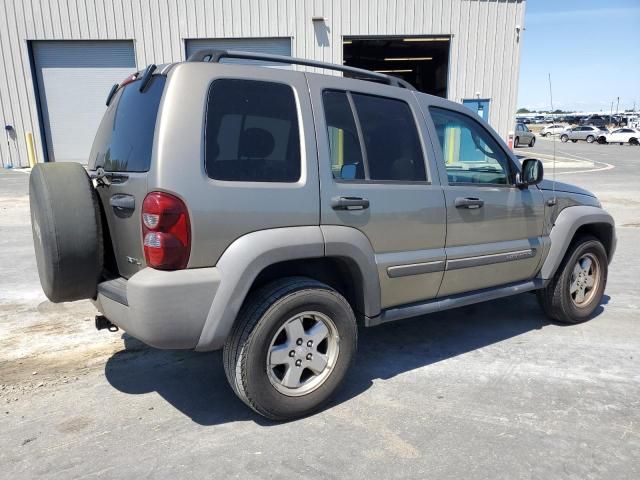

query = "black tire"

[
  {"left": 514, "top": 137, "right": 520, "bottom": 148},
  {"left": 586, "top": 135, "right": 595, "bottom": 143},
  {"left": 29, "top": 163, "right": 103, "bottom": 303},
  {"left": 529, "top": 136, "right": 536, "bottom": 147},
  {"left": 561, "top": 134, "right": 568, "bottom": 143},
  {"left": 536, "top": 236, "right": 608, "bottom": 324},
  {"left": 571, "top": 139, "right": 578, "bottom": 143},
  {"left": 597, "top": 137, "right": 607, "bottom": 144},
  {"left": 630, "top": 137, "right": 639, "bottom": 146},
  {"left": 223, "top": 277, "right": 357, "bottom": 421}
]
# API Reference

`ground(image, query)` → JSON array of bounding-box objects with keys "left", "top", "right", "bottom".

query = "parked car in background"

[
  {"left": 540, "top": 124, "right": 568, "bottom": 137},
  {"left": 533, "top": 115, "right": 545, "bottom": 124},
  {"left": 561, "top": 125, "right": 602, "bottom": 143},
  {"left": 515, "top": 122, "right": 536, "bottom": 147},
  {"left": 597, "top": 128, "right": 640, "bottom": 145},
  {"left": 580, "top": 115, "right": 607, "bottom": 128}
]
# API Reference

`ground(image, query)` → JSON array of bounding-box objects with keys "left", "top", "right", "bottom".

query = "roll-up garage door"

[
  {"left": 185, "top": 38, "right": 291, "bottom": 66},
  {"left": 32, "top": 41, "right": 136, "bottom": 163}
]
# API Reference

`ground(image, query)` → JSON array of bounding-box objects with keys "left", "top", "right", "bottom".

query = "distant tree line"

[{"left": 517, "top": 108, "right": 569, "bottom": 114}]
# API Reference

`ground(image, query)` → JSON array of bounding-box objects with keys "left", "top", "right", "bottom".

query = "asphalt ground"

[{"left": 0, "top": 140, "right": 638, "bottom": 479}]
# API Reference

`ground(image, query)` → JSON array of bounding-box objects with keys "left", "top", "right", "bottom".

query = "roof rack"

[{"left": 186, "top": 49, "right": 416, "bottom": 90}]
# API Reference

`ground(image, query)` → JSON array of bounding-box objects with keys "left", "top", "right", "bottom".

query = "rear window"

[
  {"left": 89, "top": 75, "right": 166, "bottom": 172},
  {"left": 204, "top": 79, "right": 301, "bottom": 182}
]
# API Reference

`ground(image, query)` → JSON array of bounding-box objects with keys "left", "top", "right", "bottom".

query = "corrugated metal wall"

[{"left": 0, "top": 0, "right": 525, "bottom": 167}]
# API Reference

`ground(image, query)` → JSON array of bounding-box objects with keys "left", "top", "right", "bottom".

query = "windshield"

[{"left": 88, "top": 75, "right": 166, "bottom": 172}]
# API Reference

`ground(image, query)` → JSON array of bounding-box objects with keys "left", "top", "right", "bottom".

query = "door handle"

[
  {"left": 331, "top": 196, "right": 370, "bottom": 210},
  {"left": 110, "top": 194, "right": 135, "bottom": 218},
  {"left": 455, "top": 197, "right": 484, "bottom": 209}
]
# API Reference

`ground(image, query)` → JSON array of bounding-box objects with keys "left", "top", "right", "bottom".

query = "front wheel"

[
  {"left": 223, "top": 277, "right": 357, "bottom": 420},
  {"left": 586, "top": 135, "right": 595, "bottom": 143},
  {"left": 630, "top": 137, "right": 639, "bottom": 146},
  {"left": 536, "top": 236, "right": 608, "bottom": 324},
  {"left": 561, "top": 134, "right": 569, "bottom": 143},
  {"left": 514, "top": 137, "right": 520, "bottom": 148},
  {"left": 529, "top": 136, "right": 536, "bottom": 147}
]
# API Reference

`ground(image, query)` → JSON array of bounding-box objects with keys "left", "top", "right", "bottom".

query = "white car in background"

[
  {"left": 540, "top": 124, "right": 568, "bottom": 137},
  {"left": 597, "top": 128, "right": 640, "bottom": 146}
]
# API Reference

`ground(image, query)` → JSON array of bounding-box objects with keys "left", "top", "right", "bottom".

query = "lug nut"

[
  {"left": 295, "top": 359, "right": 302, "bottom": 367},
  {"left": 306, "top": 353, "right": 313, "bottom": 360},
  {"left": 296, "top": 338, "right": 303, "bottom": 346},
  {"left": 289, "top": 350, "right": 295, "bottom": 357},
  {"left": 307, "top": 340, "right": 313, "bottom": 347}
]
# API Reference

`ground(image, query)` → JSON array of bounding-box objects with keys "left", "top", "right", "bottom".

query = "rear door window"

[
  {"left": 351, "top": 93, "right": 426, "bottom": 182},
  {"left": 89, "top": 76, "right": 166, "bottom": 172},
  {"left": 323, "top": 90, "right": 365, "bottom": 180},
  {"left": 321, "top": 91, "right": 426, "bottom": 182},
  {"left": 205, "top": 79, "right": 301, "bottom": 182}
]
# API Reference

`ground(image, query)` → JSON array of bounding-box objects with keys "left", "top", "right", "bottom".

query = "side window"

[
  {"left": 322, "top": 90, "right": 365, "bottom": 180},
  {"left": 351, "top": 93, "right": 427, "bottom": 182},
  {"left": 205, "top": 79, "right": 300, "bottom": 182},
  {"left": 322, "top": 91, "right": 426, "bottom": 182},
  {"left": 429, "top": 107, "right": 512, "bottom": 186}
]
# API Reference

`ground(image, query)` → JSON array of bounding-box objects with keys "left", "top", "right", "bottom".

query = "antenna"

[{"left": 548, "top": 73, "right": 556, "bottom": 205}]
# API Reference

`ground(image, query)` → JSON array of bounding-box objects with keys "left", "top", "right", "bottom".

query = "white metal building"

[{"left": 0, "top": 0, "right": 525, "bottom": 168}]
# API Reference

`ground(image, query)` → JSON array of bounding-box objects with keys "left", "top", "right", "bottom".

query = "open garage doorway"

[{"left": 343, "top": 36, "right": 450, "bottom": 97}]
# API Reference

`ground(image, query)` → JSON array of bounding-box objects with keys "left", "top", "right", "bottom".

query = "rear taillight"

[{"left": 142, "top": 192, "right": 190, "bottom": 270}]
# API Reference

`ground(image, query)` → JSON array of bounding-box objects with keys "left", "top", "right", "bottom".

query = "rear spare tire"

[{"left": 29, "top": 163, "right": 103, "bottom": 302}]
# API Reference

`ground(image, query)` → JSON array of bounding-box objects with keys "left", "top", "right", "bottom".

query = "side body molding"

[
  {"left": 196, "top": 227, "right": 324, "bottom": 351},
  {"left": 538, "top": 206, "right": 616, "bottom": 280}
]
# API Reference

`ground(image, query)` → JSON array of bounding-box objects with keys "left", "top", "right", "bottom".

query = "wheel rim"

[
  {"left": 569, "top": 253, "right": 601, "bottom": 307},
  {"left": 266, "top": 311, "right": 340, "bottom": 397}
]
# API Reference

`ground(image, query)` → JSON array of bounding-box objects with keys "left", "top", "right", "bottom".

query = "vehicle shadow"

[{"left": 104, "top": 292, "right": 609, "bottom": 426}]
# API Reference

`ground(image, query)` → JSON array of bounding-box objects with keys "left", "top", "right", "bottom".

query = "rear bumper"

[{"left": 94, "top": 267, "right": 220, "bottom": 349}]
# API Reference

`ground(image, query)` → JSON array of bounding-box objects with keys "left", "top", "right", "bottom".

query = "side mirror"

[
  {"left": 340, "top": 163, "right": 358, "bottom": 180},
  {"left": 518, "top": 158, "right": 543, "bottom": 187}
]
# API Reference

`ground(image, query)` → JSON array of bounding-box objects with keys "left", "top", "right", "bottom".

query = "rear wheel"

[
  {"left": 514, "top": 137, "right": 520, "bottom": 148},
  {"left": 561, "top": 134, "right": 569, "bottom": 143},
  {"left": 536, "top": 236, "right": 607, "bottom": 324},
  {"left": 571, "top": 139, "right": 578, "bottom": 143},
  {"left": 223, "top": 277, "right": 357, "bottom": 420}
]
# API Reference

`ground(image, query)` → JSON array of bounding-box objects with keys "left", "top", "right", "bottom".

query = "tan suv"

[{"left": 29, "top": 50, "right": 616, "bottom": 420}]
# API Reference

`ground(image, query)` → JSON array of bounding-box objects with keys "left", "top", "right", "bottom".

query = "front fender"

[{"left": 538, "top": 206, "right": 616, "bottom": 280}]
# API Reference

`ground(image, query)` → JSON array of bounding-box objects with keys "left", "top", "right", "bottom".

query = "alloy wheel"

[
  {"left": 267, "top": 311, "right": 340, "bottom": 396},
  {"left": 569, "top": 253, "right": 600, "bottom": 307}
]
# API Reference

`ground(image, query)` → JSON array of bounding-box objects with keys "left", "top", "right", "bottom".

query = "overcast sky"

[{"left": 517, "top": 0, "right": 640, "bottom": 112}]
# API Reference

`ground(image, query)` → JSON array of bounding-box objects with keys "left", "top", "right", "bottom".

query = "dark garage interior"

[{"left": 343, "top": 36, "right": 450, "bottom": 97}]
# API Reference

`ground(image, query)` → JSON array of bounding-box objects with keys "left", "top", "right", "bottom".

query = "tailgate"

[{"left": 88, "top": 73, "right": 166, "bottom": 278}]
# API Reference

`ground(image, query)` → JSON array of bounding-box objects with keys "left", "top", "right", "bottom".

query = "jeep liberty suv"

[{"left": 29, "top": 50, "right": 616, "bottom": 420}]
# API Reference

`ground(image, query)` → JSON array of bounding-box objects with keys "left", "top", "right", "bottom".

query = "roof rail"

[{"left": 186, "top": 49, "right": 416, "bottom": 90}]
